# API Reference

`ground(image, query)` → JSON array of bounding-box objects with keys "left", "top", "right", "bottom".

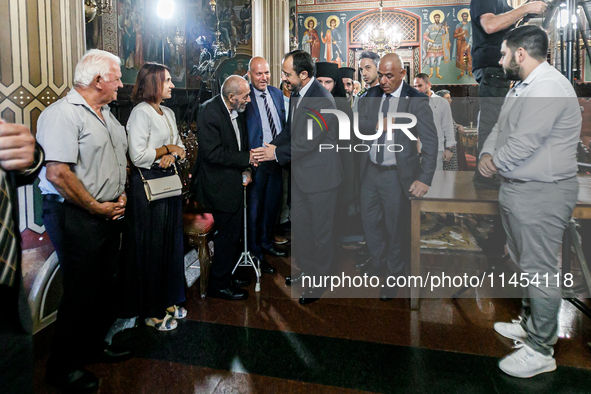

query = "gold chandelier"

[
  {"left": 84, "top": 0, "right": 113, "bottom": 22},
  {"left": 361, "top": 0, "right": 403, "bottom": 57}
]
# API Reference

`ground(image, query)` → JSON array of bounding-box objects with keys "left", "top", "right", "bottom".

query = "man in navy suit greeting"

[
  {"left": 244, "top": 57, "right": 286, "bottom": 273},
  {"left": 252, "top": 50, "right": 342, "bottom": 304},
  {"left": 357, "top": 52, "right": 438, "bottom": 300}
]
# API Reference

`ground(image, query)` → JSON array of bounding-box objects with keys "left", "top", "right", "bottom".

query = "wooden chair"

[
  {"left": 178, "top": 129, "right": 214, "bottom": 298},
  {"left": 183, "top": 203, "right": 214, "bottom": 298}
]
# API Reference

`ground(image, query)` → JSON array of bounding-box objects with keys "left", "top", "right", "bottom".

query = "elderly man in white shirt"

[
  {"left": 479, "top": 26, "right": 581, "bottom": 379},
  {"left": 413, "top": 73, "right": 456, "bottom": 170}
]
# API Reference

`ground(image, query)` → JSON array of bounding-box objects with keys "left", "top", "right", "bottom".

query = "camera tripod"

[{"left": 522, "top": 0, "right": 591, "bottom": 83}]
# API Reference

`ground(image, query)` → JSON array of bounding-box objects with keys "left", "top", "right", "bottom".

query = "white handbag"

[
  {"left": 138, "top": 109, "right": 183, "bottom": 201},
  {"left": 138, "top": 166, "right": 182, "bottom": 202}
]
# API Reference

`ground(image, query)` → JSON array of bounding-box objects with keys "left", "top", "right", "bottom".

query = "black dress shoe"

[
  {"left": 274, "top": 235, "right": 289, "bottom": 245},
  {"left": 209, "top": 285, "right": 249, "bottom": 300},
  {"left": 363, "top": 265, "right": 385, "bottom": 278},
  {"left": 46, "top": 368, "right": 99, "bottom": 393},
  {"left": 94, "top": 344, "right": 134, "bottom": 364},
  {"left": 285, "top": 271, "right": 306, "bottom": 286},
  {"left": 260, "top": 260, "right": 275, "bottom": 274},
  {"left": 299, "top": 286, "right": 325, "bottom": 305},
  {"left": 379, "top": 285, "right": 399, "bottom": 301},
  {"left": 354, "top": 256, "right": 371, "bottom": 271},
  {"left": 231, "top": 276, "right": 252, "bottom": 287},
  {"left": 262, "top": 246, "right": 286, "bottom": 257}
]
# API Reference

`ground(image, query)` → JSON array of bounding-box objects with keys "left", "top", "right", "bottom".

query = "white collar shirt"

[
  {"left": 481, "top": 62, "right": 581, "bottom": 182},
  {"left": 428, "top": 92, "right": 456, "bottom": 152},
  {"left": 254, "top": 87, "right": 283, "bottom": 145},
  {"left": 223, "top": 97, "right": 241, "bottom": 151},
  {"left": 294, "top": 77, "right": 315, "bottom": 108},
  {"left": 36, "top": 89, "right": 128, "bottom": 201},
  {"left": 369, "top": 81, "right": 404, "bottom": 165}
]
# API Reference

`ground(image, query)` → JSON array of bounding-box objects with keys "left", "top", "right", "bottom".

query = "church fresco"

[
  {"left": 298, "top": 4, "right": 477, "bottom": 85},
  {"left": 88, "top": 0, "right": 253, "bottom": 88},
  {"left": 420, "top": 8, "right": 475, "bottom": 83}
]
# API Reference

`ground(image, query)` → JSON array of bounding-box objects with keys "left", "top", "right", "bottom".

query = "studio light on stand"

[
  {"left": 189, "top": 0, "right": 235, "bottom": 94},
  {"left": 157, "top": 0, "right": 175, "bottom": 65}
]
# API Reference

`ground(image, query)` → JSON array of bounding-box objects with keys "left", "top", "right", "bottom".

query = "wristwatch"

[{"left": 171, "top": 153, "right": 180, "bottom": 160}]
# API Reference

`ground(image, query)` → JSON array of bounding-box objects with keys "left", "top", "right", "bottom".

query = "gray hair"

[
  {"left": 358, "top": 51, "right": 380, "bottom": 67},
  {"left": 435, "top": 89, "right": 450, "bottom": 97},
  {"left": 221, "top": 75, "right": 247, "bottom": 99},
  {"left": 74, "top": 49, "right": 121, "bottom": 87}
]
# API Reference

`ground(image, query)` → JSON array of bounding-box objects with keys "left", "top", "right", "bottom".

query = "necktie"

[
  {"left": 376, "top": 94, "right": 392, "bottom": 165},
  {"left": 291, "top": 91, "right": 301, "bottom": 109},
  {"left": 260, "top": 92, "right": 278, "bottom": 139},
  {"left": 0, "top": 171, "right": 17, "bottom": 287},
  {"left": 287, "top": 92, "right": 299, "bottom": 127}
]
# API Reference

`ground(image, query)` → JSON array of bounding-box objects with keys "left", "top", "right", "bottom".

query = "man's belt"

[
  {"left": 502, "top": 176, "right": 577, "bottom": 184},
  {"left": 501, "top": 177, "right": 526, "bottom": 184},
  {"left": 370, "top": 161, "right": 397, "bottom": 171}
]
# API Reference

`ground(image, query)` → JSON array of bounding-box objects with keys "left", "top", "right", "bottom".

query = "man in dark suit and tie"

[
  {"left": 244, "top": 57, "right": 286, "bottom": 273},
  {"left": 357, "top": 53, "right": 438, "bottom": 300},
  {"left": 193, "top": 75, "right": 257, "bottom": 301},
  {"left": 252, "top": 50, "right": 342, "bottom": 304},
  {"left": 0, "top": 120, "right": 43, "bottom": 394}
]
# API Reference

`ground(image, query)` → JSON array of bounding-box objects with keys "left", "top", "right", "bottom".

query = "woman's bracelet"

[{"left": 163, "top": 145, "right": 170, "bottom": 154}]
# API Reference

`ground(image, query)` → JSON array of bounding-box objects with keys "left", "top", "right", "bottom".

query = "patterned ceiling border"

[{"left": 298, "top": 0, "right": 470, "bottom": 12}]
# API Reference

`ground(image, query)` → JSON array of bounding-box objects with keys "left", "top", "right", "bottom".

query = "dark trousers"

[
  {"left": 291, "top": 181, "right": 337, "bottom": 276},
  {"left": 211, "top": 209, "right": 242, "bottom": 290},
  {"left": 360, "top": 165, "right": 410, "bottom": 275},
  {"left": 42, "top": 198, "right": 122, "bottom": 373},
  {"left": 0, "top": 286, "right": 33, "bottom": 394},
  {"left": 247, "top": 161, "right": 283, "bottom": 261},
  {"left": 474, "top": 67, "right": 511, "bottom": 155},
  {"left": 474, "top": 67, "right": 510, "bottom": 249}
]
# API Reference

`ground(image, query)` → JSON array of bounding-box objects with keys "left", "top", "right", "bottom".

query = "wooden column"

[{"left": 252, "top": 0, "right": 289, "bottom": 87}]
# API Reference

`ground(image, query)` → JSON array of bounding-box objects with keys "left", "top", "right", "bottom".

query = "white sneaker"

[
  {"left": 494, "top": 318, "right": 527, "bottom": 341},
  {"left": 499, "top": 343, "right": 556, "bottom": 378}
]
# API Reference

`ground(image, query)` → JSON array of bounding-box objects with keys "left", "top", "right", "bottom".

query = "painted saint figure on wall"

[
  {"left": 302, "top": 17, "right": 320, "bottom": 62},
  {"left": 422, "top": 10, "right": 450, "bottom": 79},
  {"left": 452, "top": 9, "right": 472, "bottom": 79},
  {"left": 123, "top": 2, "right": 136, "bottom": 69},
  {"left": 134, "top": 5, "right": 144, "bottom": 67},
  {"left": 321, "top": 16, "right": 342, "bottom": 64},
  {"left": 240, "top": 0, "right": 252, "bottom": 43}
]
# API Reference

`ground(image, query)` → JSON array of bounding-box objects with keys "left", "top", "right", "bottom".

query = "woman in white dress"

[{"left": 123, "top": 63, "right": 187, "bottom": 331}]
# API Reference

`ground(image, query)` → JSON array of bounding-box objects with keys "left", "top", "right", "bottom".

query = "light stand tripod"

[
  {"left": 232, "top": 183, "right": 261, "bottom": 292},
  {"left": 533, "top": 0, "right": 591, "bottom": 84}
]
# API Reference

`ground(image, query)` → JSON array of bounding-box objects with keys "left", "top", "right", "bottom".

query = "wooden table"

[{"left": 409, "top": 171, "right": 591, "bottom": 310}]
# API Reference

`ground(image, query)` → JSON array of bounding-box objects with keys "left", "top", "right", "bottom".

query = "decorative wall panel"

[{"left": 0, "top": 0, "right": 84, "bottom": 249}]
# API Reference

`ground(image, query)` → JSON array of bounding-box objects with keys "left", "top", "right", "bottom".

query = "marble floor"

[{"left": 32, "top": 215, "right": 591, "bottom": 393}]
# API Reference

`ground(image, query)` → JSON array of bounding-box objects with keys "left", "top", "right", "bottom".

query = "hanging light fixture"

[
  {"left": 84, "top": 0, "right": 112, "bottom": 19},
  {"left": 361, "top": 0, "right": 403, "bottom": 57}
]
